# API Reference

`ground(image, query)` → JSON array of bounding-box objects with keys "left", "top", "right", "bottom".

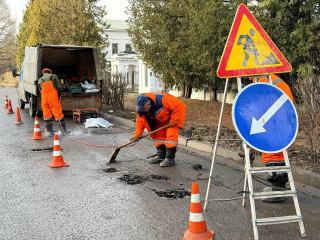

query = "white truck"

[{"left": 16, "top": 43, "right": 104, "bottom": 117}]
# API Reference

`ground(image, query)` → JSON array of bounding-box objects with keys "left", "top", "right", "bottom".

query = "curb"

[{"left": 101, "top": 112, "right": 320, "bottom": 189}]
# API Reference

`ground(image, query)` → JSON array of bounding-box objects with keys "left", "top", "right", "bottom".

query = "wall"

[{"left": 105, "top": 30, "right": 134, "bottom": 60}]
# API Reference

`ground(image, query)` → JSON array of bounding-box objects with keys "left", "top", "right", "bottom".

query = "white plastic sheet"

[
  {"left": 84, "top": 89, "right": 99, "bottom": 93},
  {"left": 85, "top": 118, "right": 113, "bottom": 128},
  {"left": 81, "top": 81, "right": 97, "bottom": 90}
]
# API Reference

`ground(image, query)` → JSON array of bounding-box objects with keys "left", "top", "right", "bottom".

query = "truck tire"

[
  {"left": 18, "top": 98, "right": 25, "bottom": 109},
  {"left": 29, "top": 95, "right": 37, "bottom": 117}
]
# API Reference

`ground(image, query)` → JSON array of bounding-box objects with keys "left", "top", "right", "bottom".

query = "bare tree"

[
  {"left": 102, "top": 73, "right": 127, "bottom": 110},
  {"left": 0, "top": 0, "right": 16, "bottom": 73},
  {"left": 294, "top": 76, "right": 320, "bottom": 164}
]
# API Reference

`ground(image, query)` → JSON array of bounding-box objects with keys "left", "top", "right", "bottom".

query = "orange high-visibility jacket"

[
  {"left": 135, "top": 93, "right": 186, "bottom": 139},
  {"left": 258, "top": 74, "right": 293, "bottom": 163}
]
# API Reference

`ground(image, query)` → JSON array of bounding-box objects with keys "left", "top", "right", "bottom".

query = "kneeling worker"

[
  {"left": 38, "top": 68, "right": 70, "bottom": 136},
  {"left": 131, "top": 93, "right": 186, "bottom": 167},
  {"left": 250, "top": 74, "right": 293, "bottom": 202}
]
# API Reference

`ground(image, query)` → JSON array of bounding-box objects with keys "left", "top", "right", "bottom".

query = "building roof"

[{"left": 106, "top": 20, "right": 128, "bottom": 30}]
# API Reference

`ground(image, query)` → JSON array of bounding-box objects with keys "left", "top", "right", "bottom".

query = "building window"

[
  {"left": 125, "top": 44, "right": 132, "bottom": 52},
  {"left": 112, "top": 43, "right": 118, "bottom": 55}
]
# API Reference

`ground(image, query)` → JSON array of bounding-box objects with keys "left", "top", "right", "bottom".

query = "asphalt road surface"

[{"left": 1, "top": 87, "right": 320, "bottom": 240}]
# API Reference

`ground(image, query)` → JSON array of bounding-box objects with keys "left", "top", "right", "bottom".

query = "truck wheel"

[
  {"left": 29, "top": 95, "right": 37, "bottom": 117},
  {"left": 18, "top": 98, "right": 25, "bottom": 109}
]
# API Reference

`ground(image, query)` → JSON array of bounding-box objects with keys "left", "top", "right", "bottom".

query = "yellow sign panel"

[
  {"left": 217, "top": 4, "right": 291, "bottom": 78},
  {"left": 226, "top": 14, "right": 282, "bottom": 70}
]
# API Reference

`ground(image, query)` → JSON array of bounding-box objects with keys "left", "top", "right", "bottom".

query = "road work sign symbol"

[
  {"left": 217, "top": 4, "right": 292, "bottom": 78},
  {"left": 232, "top": 83, "right": 298, "bottom": 153}
]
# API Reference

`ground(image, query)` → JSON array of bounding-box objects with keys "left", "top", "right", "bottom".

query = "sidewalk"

[{"left": 102, "top": 113, "right": 320, "bottom": 189}]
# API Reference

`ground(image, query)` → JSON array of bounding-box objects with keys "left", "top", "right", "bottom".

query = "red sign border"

[{"left": 217, "top": 4, "right": 292, "bottom": 78}]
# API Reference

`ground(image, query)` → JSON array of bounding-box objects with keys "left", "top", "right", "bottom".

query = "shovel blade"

[{"left": 109, "top": 148, "right": 120, "bottom": 163}]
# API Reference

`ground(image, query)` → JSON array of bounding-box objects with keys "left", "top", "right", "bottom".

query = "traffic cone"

[
  {"left": 4, "top": 95, "right": 8, "bottom": 108},
  {"left": 47, "top": 134, "right": 69, "bottom": 168},
  {"left": 6, "top": 99, "right": 14, "bottom": 114},
  {"left": 14, "top": 107, "right": 23, "bottom": 124},
  {"left": 182, "top": 183, "right": 214, "bottom": 240},
  {"left": 30, "top": 116, "right": 45, "bottom": 140}
]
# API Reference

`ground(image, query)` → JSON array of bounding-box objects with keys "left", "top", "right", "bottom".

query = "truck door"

[
  {"left": 92, "top": 48, "right": 103, "bottom": 81},
  {"left": 23, "top": 46, "right": 41, "bottom": 96}
]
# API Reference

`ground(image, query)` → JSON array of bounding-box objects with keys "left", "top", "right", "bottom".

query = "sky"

[{"left": 7, "top": 0, "right": 129, "bottom": 29}]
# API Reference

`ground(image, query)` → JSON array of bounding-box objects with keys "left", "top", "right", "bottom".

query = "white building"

[
  {"left": 138, "top": 59, "right": 164, "bottom": 93},
  {"left": 105, "top": 20, "right": 134, "bottom": 60},
  {"left": 106, "top": 20, "right": 164, "bottom": 93},
  {"left": 108, "top": 52, "right": 139, "bottom": 92}
]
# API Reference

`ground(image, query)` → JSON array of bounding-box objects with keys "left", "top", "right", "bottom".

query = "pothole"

[
  {"left": 153, "top": 189, "right": 191, "bottom": 199},
  {"left": 31, "top": 147, "right": 54, "bottom": 152},
  {"left": 103, "top": 167, "right": 121, "bottom": 173},
  {"left": 150, "top": 174, "right": 169, "bottom": 180},
  {"left": 118, "top": 174, "right": 148, "bottom": 185}
]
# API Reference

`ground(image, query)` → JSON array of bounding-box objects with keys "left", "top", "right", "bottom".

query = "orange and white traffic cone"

[
  {"left": 4, "top": 95, "right": 8, "bottom": 108},
  {"left": 47, "top": 134, "right": 69, "bottom": 168},
  {"left": 14, "top": 107, "right": 23, "bottom": 124},
  {"left": 182, "top": 183, "right": 214, "bottom": 240},
  {"left": 30, "top": 116, "right": 45, "bottom": 140},
  {"left": 6, "top": 99, "right": 14, "bottom": 114}
]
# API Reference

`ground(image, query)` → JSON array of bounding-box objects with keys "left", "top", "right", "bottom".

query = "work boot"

[
  {"left": 160, "top": 147, "right": 176, "bottom": 167},
  {"left": 262, "top": 161, "right": 288, "bottom": 203},
  {"left": 148, "top": 145, "right": 166, "bottom": 164},
  {"left": 44, "top": 119, "right": 54, "bottom": 137},
  {"left": 57, "top": 118, "right": 71, "bottom": 135}
]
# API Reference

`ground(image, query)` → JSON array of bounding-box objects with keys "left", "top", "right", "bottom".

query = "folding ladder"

[
  {"left": 242, "top": 142, "right": 306, "bottom": 239},
  {"left": 204, "top": 75, "right": 306, "bottom": 240}
]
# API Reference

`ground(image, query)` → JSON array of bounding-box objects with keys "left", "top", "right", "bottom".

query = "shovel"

[{"left": 108, "top": 123, "right": 171, "bottom": 163}]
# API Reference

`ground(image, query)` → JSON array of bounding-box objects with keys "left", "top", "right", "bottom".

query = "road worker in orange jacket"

[
  {"left": 250, "top": 74, "right": 293, "bottom": 202},
  {"left": 38, "top": 68, "right": 70, "bottom": 136},
  {"left": 131, "top": 93, "right": 186, "bottom": 167}
]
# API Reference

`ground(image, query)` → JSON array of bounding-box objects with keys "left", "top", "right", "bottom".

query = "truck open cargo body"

[{"left": 18, "top": 43, "right": 103, "bottom": 117}]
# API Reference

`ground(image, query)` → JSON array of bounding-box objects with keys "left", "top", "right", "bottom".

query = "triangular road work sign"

[{"left": 217, "top": 4, "right": 292, "bottom": 78}]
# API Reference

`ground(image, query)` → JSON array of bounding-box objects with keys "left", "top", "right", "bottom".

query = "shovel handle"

[{"left": 118, "top": 123, "right": 172, "bottom": 148}]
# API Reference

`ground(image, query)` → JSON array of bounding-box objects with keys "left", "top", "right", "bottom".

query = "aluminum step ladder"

[{"left": 242, "top": 142, "right": 306, "bottom": 240}]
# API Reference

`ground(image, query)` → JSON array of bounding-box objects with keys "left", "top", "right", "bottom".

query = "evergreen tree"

[
  {"left": 127, "top": 0, "right": 247, "bottom": 98},
  {"left": 16, "top": 0, "right": 109, "bottom": 68},
  {"left": 255, "top": 0, "right": 320, "bottom": 83}
]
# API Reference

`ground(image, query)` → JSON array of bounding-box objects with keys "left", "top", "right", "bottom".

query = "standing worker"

[
  {"left": 131, "top": 93, "right": 186, "bottom": 167},
  {"left": 38, "top": 68, "right": 70, "bottom": 136},
  {"left": 250, "top": 74, "right": 293, "bottom": 202}
]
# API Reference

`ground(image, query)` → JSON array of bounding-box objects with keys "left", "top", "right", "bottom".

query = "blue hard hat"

[{"left": 136, "top": 95, "right": 149, "bottom": 111}]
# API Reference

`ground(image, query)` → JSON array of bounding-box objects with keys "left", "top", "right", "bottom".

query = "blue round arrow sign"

[{"left": 232, "top": 82, "right": 298, "bottom": 153}]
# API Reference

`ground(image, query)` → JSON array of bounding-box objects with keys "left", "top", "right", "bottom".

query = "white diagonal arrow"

[{"left": 250, "top": 93, "right": 289, "bottom": 135}]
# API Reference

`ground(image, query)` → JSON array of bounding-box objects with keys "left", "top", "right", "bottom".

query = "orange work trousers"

[
  {"left": 154, "top": 121, "right": 179, "bottom": 148},
  {"left": 41, "top": 81, "right": 63, "bottom": 120},
  {"left": 262, "top": 150, "right": 288, "bottom": 163}
]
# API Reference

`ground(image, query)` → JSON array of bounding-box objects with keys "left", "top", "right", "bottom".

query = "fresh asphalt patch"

[
  {"left": 117, "top": 172, "right": 190, "bottom": 199},
  {"left": 31, "top": 147, "right": 54, "bottom": 152},
  {"left": 103, "top": 167, "right": 121, "bottom": 173},
  {"left": 152, "top": 189, "right": 191, "bottom": 199},
  {"left": 117, "top": 173, "right": 170, "bottom": 185},
  {"left": 118, "top": 174, "right": 148, "bottom": 185},
  {"left": 150, "top": 174, "right": 169, "bottom": 180}
]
